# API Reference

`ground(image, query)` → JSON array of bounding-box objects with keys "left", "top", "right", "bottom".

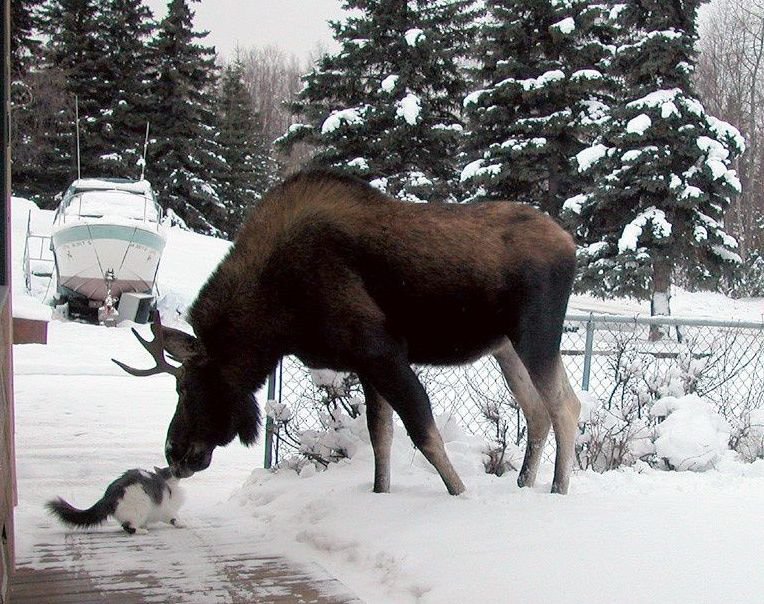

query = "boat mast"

[
  {"left": 75, "top": 95, "right": 81, "bottom": 181},
  {"left": 140, "top": 122, "right": 150, "bottom": 181}
]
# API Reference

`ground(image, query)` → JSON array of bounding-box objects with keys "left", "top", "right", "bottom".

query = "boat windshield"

[{"left": 54, "top": 181, "right": 163, "bottom": 226}]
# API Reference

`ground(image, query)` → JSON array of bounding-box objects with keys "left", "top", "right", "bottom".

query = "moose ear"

[{"left": 160, "top": 326, "right": 204, "bottom": 361}]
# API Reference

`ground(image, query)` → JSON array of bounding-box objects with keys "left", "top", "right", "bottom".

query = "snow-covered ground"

[{"left": 10, "top": 196, "right": 764, "bottom": 603}]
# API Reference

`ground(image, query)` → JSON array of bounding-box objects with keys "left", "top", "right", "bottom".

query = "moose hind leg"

[
  {"left": 494, "top": 340, "right": 551, "bottom": 489},
  {"left": 530, "top": 355, "right": 581, "bottom": 494},
  {"left": 364, "top": 356, "right": 465, "bottom": 496},
  {"left": 360, "top": 379, "right": 394, "bottom": 493}
]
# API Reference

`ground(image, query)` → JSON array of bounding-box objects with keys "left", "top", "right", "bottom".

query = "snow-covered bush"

[
  {"left": 576, "top": 390, "right": 654, "bottom": 472},
  {"left": 481, "top": 401, "right": 523, "bottom": 476},
  {"left": 267, "top": 369, "right": 367, "bottom": 473},
  {"left": 651, "top": 394, "right": 731, "bottom": 471},
  {"left": 730, "top": 409, "right": 764, "bottom": 462}
]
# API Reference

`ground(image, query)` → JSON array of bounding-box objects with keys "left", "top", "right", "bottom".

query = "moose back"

[{"left": 115, "top": 170, "right": 582, "bottom": 495}]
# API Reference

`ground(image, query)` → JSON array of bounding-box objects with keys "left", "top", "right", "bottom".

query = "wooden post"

[{"left": 1, "top": 0, "right": 17, "bottom": 597}]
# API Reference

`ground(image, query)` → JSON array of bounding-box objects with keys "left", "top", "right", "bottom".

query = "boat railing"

[{"left": 54, "top": 190, "right": 164, "bottom": 232}]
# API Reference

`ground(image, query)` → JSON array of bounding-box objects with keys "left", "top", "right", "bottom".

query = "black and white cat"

[{"left": 46, "top": 466, "right": 185, "bottom": 535}]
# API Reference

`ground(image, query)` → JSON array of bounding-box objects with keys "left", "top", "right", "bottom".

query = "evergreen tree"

[
  {"left": 147, "top": 0, "right": 226, "bottom": 236},
  {"left": 279, "top": 0, "right": 480, "bottom": 203},
  {"left": 97, "top": 0, "right": 156, "bottom": 177},
  {"left": 9, "top": 0, "right": 67, "bottom": 203},
  {"left": 217, "top": 57, "right": 277, "bottom": 236},
  {"left": 10, "top": 0, "right": 43, "bottom": 78},
  {"left": 461, "top": 0, "right": 615, "bottom": 215},
  {"left": 564, "top": 0, "right": 744, "bottom": 320},
  {"left": 39, "top": 0, "right": 112, "bottom": 178}
]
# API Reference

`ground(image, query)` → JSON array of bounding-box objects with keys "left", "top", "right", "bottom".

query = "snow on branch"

[
  {"left": 496, "top": 69, "right": 565, "bottom": 92},
  {"left": 618, "top": 207, "right": 672, "bottom": 253},
  {"left": 404, "top": 28, "right": 425, "bottom": 47},
  {"left": 396, "top": 93, "right": 422, "bottom": 125},
  {"left": 321, "top": 106, "right": 370, "bottom": 134},
  {"left": 550, "top": 17, "right": 575, "bottom": 35},
  {"left": 575, "top": 143, "right": 609, "bottom": 172},
  {"left": 460, "top": 159, "right": 501, "bottom": 183}
]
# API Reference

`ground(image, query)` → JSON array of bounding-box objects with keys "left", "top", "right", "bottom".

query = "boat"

[{"left": 50, "top": 178, "right": 167, "bottom": 322}]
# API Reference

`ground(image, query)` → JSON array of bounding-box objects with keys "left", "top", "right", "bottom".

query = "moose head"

[{"left": 113, "top": 313, "right": 261, "bottom": 478}]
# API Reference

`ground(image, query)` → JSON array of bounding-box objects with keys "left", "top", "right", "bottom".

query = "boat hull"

[{"left": 52, "top": 223, "right": 166, "bottom": 303}]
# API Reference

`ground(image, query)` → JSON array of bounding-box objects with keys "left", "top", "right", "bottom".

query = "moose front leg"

[
  {"left": 360, "top": 379, "right": 394, "bottom": 493},
  {"left": 362, "top": 355, "right": 465, "bottom": 496}
]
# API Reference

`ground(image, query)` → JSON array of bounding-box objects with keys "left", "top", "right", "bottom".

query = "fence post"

[
  {"left": 263, "top": 364, "right": 278, "bottom": 469},
  {"left": 581, "top": 314, "right": 595, "bottom": 391}
]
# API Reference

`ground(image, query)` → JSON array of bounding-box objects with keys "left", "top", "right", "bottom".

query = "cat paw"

[
  {"left": 134, "top": 527, "right": 149, "bottom": 535},
  {"left": 121, "top": 522, "right": 136, "bottom": 535},
  {"left": 170, "top": 518, "right": 184, "bottom": 528}
]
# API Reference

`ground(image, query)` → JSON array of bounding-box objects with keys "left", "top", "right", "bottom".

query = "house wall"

[
  {"left": 0, "top": 290, "right": 13, "bottom": 603},
  {"left": 1, "top": 0, "right": 17, "bottom": 600}
]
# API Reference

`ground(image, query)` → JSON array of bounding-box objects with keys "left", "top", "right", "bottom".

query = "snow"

[
  {"left": 550, "top": 17, "right": 575, "bottom": 34},
  {"left": 69, "top": 178, "right": 155, "bottom": 196},
  {"left": 395, "top": 93, "right": 422, "bottom": 125},
  {"left": 627, "top": 88, "right": 681, "bottom": 111},
  {"left": 707, "top": 114, "right": 746, "bottom": 154},
  {"left": 55, "top": 189, "right": 162, "bottom": 224},
  {"left": 501, "top": 69, "right": 565, "bottom": 92},
  {"left": 10, "top": 195, "right": 764, "bottom": 603},
  {"left": 459, "top": 159, "right": 501, "bottom": 182},
  {"left": 575, "top": 143, "right": 608, "bottom": 172},
  {"left": 626, "top": 113, "right": 652, "bottom": 135},
  {"left": 570, "top": 68, "right": 602, "bottom": 81},
  {"left": 651, "top": 395, "right": 731, "bottom": 471},
  {"left": 463, "top": 89, "right": 489, "bottom": 107},
  {"left": 321, "top": 106, "right": 368, "bottom": 134},
  {"left": 562, "top": 193, "right": 588, "bottom": 215},
  {"left": 347, "top": 157, "right": 370, "bottom": 171},
  {"left": 697, "top": 135, "right": 737, "bottom": 186},
  {"left": 404, "top": 28, "right": 425, "bottom": 47},
  {"left": 380, "top": 74, "right": 399, "bottom": 93},
  {"left": 618, "top": 207, "right": 672, "bottom": 253}
]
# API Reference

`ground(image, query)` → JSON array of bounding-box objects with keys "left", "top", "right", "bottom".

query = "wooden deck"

[{"left": 10, "top": 520, "right": 362, "bottom": 603}]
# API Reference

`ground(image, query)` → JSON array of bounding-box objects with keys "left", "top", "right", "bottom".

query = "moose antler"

[{"left": 112, "top": 312, "right": 181, "bottom": 377}]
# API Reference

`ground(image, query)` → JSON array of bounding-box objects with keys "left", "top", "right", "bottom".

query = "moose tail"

[{"left": 46, "top": 496, "right": 114, "bottom": 529}]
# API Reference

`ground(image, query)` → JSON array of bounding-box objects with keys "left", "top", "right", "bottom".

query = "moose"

[{"left": 115, "top": 169, "right": 582, "bottom": 495}]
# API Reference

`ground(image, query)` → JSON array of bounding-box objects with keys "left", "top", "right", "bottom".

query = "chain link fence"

[{"left": 263, "top": 313, "right": 764, "bottom": 467}]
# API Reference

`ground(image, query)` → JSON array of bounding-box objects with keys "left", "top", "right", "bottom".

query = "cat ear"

[{"left": 237, "top": 393, "right": 261, "bottom": 446}]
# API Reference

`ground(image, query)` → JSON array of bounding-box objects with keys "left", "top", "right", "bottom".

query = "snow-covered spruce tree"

[
  {"left": 38, "top": 0, "right": 113, "bottom": 180},
  {"left": 279, "top": 0, "right": 480, "bottom": 203},
  {"left": 460, "top": 0, "right": 615, "bottom": 214},
  {"left": 10, "top": 0, "right": 43, "bottom": 77},
  {"left": 96, "top": 0, "right": 156, "bottom": 178},
  {"left": 217, "top": 57, "right": 277, "bottom": 236},
  {"left": 8, "top": 0, "right": 64, "bottom": 203},
  {"left": 564, "top": 1, "right": 744, "bottom": 319},
  {"left": 146, "top": 0, "right": 226, "bottom": 236}
]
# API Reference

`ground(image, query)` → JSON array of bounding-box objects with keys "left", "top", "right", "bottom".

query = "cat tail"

[{"left": 46, "top": 496, "right": 115, "bottom": 529}]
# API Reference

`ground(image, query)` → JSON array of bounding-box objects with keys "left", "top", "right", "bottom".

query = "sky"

[{"left": 144, "top": 0, "right": 347, "bottom": 61}]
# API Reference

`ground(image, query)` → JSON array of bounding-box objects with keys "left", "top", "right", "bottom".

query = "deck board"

[{"left": 11, "top": 524, "right": 362, "bottom": 603}]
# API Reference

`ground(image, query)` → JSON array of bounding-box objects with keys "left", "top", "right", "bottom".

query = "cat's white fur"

[{"left": 115, "top": 480, "right": 185, "bottom": 534}]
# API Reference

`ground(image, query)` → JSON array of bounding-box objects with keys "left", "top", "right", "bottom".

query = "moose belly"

[{"left": 389, "top": 300, "right": 514, "bottom": 366}]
